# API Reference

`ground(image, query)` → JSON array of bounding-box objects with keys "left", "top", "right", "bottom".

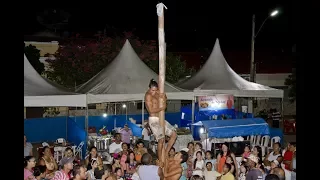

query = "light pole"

[
  {"left": 122, "top": 104, "right": 127, "bottom": 124},
  {"left": 250, "top": 10, "right": 279, "bottom": 82}
]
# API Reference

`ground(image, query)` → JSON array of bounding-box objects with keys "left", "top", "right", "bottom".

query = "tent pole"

[
  {"left": 142, "top": 99, "right": 145, "bottom": 125},
  {"left": 85, "top": 102, "right": 89, "bottom": 157},
  {"left": 191, "top": 96, "right": 195, "bottom": 136},
  {"left": 66, "top": 107, "right": 69, "bottom": 141},
  {"left": 280, "top": 98, "right": 284, "bottom": 131}
]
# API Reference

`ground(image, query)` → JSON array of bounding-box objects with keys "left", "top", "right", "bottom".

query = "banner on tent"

[{"left": 198, "top": 95, "right": 234, "bottom": 111}]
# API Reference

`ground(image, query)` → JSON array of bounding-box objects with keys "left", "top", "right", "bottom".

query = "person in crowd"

[
  {"left": 134, "top": 140, "right": 148, "bottom": 163},
  {"left": 101, "top": 164, "right": 117, "bottom": 180},
  {"left": 257, "top": 163, "right": 266, "bottom": 180},
  {"left": 205, "top": 151, "right": 216, "bottom": 171},
  {"left": 63, "top": 147, "right": 80, "bottom": 166},
  {"left": 87, "top": 159, "right": 98, "bottom": 180},
  {"left": 169, "top": 147, "right": 176, "bottom": 159},
  {"left": 187, "top": 142, "right": 195, "bottom": 179},
  {"left": 226, "top": 155, "right": 239, "bottom": 177},
  {"left": 51, "top": 157, "right": 74, "bottom": 180},
  {"left": 109, "top": 133, "right": 123, "bottom": 155},
  {"left": 24, "top": 156, "right": 36, "bottom": 180},
  {"left": 290, "top": 150, "right": 296, "bottom": 180},
  {"left": 203, "top": 162, "right": 221, "bottom": 180},
  {"left": 283, "top": 142, "right": 296, "bottom": 170},
  {"left": 263, "top": 142, "right": 283, "bottom": 168},
  {"left": 245, "top": 154, "right": 263, "bottom": 180},
  {"left": 220, "top": 163, "right": 235, "bottom": 180},
  {"left": 241, "top": 145, "right": 251, "bottom": 161},
  {"left": 238, "top": 162, "right": 248, "bottom": 180},
  {"left": 193, "top": 143, "right": 205, "bottom": 161},
  {"left": 138, "top": 153, "right": 164, "bottom": 180},
  {"left": 217, "top": 143, "right": 236, "bottom": 174},
  {"left": 33, "top": 165, "right": 47, "bottom": 180},
  {"left": 112, "top": 156, "right": 123, "bottom": 175},
  {"left": 142, "top": 122, "right": 152, "bottom": 149},
  {"left": 180, "top": 154, "right": 188, "bottom": 180},
  {"left": 270, "top": 160, "right": 280, "bottom": 170},
  {"left": 163, "top": 150, "right": 188, "bottom": 180},
  {"left": 125, "top": 151, "right": 137, "bottom": 179},
  {"left": 115, "top": 167, "right": 124, "bottom": 180},
  {"left": 72, "top": 165, "right": 87, "bottom": 180},
  {"left": 270, "top": 167, "right": 285, "bottom": 180},
  {"left": 119, "top": 143, "right": 129, "bottom": 173},
  {"left": 85, "top": 146, "right": 103, "bottom": 171},
  {"left": 251, "top": 146, "right": 263, "bottom": 164},
  {"left": 39, "top": 146, "right": 58, "bottom": 179},
  {"left": 24, "top": 134, "right": 33, "bottom": 157},
  {"left": 265, "top": 174, "right": 280, "bottom": 180},
  {"left": 192, "top": 151, "right": 205, "bottom": 177},
  {"left": 120, "top": 124, "right": 133, "bottom": 145}
]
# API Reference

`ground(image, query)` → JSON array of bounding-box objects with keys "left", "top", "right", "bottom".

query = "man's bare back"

[{"left": 165, "top": 159, "right": 182, "bottom": 180}]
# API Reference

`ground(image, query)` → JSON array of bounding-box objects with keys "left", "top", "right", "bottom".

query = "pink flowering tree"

[{"left": 45, "top": 32, "right": 192, "bottom": 88}]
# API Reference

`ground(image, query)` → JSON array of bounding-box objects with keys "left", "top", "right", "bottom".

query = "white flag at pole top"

[{"left": 156, "top": 3, "right": 168, "bottom": 17}]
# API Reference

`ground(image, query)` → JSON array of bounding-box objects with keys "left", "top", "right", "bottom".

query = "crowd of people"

[{"left": 24, "top": 131, "right": 296, "bottom": 180}]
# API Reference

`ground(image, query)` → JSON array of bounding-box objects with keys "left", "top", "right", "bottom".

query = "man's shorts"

[{"left": 148, "top": 116, "right": 175, "bottom": 141}]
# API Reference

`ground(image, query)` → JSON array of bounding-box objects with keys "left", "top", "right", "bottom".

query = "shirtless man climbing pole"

[{"left": 145, "top": 79, "right": 177, "bottom": 161}]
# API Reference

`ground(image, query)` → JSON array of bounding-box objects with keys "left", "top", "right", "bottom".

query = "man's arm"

[
  {"left": 145, "top": 94, "right": 165, "bottom": 113},
  {"left": 158, "top": 167, "right": 164, "bottom": 180}
]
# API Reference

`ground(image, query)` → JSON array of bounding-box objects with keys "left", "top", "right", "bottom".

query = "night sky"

[{"left": 23, "top": 1, "right": 297, "bottom": 53}]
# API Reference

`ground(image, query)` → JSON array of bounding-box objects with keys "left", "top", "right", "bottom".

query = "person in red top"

[
  {"left": 226, "top": 96, "right": 233, "bottom": 109},
  {"left": 283, "top": 142, "right": 296, "bottom": 170}
]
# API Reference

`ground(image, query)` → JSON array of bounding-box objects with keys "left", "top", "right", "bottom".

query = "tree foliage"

[
  {"left": 24, "top": 44, "right": 44, "bottom": 74},
  {"left": 146, "top": 52, "right": 195, "bottom": 83},
  {"left": 46, "top": 32, "right": 193, "bottom": 88},
  {"left": 284, "top": 68, "right": 296, "bottom": 103}
]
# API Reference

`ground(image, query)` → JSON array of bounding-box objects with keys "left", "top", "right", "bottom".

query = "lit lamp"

[
  {"left": 102, "top": 113, "right": 108, "bottom": 118},
  {"left": 122, "top": 104, "right": 127, "bottom": 123}
]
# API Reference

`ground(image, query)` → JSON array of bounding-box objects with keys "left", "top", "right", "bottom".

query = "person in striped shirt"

[{"left": 51, "top": 157, "right": 74, "bottom": 180}]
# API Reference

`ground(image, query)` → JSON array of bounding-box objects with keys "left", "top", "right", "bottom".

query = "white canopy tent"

[
  {"left": 24, "top": 54, "right": 87, "bottom": 107},
  {"left": 76, "top": 40, "right": 194, "bottom": 103},
  {"left": 178, "top": 39, "right": 283, "bottom": 98}
]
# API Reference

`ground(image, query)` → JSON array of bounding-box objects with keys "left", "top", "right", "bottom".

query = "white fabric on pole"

[
  {"left": 178, "top": 39, "right": 283, "bottom": 98},
  {"left": 24, "top": 54, "right": 87, "bottom": 107},
  {"left": 156, "top": 3, "right": 167, "bottom": 17},
  {"left": 77, "top": 40, "right": 193, "bottom": 103}
]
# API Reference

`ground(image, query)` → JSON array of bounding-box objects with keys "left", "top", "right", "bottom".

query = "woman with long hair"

[
  {"left": 38, "top": 146, "right": 58, "bottom": 179},
  {"left": 125, "top": 151, "right": 137, "bottom": 178},
  {"left": 192, "top": 151, "right": 205, "bottom": 177},
  {"left": 85, "top": 146, "right": 103, "bottom": 171},
  {"left": 24, "top": 156, "right": 36, "bottom": 180},
  {"left": 216, "top": 143, "right": 235, "bottom": 174}
]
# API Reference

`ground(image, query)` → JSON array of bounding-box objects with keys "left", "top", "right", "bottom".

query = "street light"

[
  {"left": 250, "top": 9, "right": 279, "bottom": 83},
  {"left": 122, "top": 104, "right": 127, "bottom": 124}
]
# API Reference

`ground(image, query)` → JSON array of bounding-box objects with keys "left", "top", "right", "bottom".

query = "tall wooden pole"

[{"left": 156, "top": 2, "right": 167, "bottom": 166}]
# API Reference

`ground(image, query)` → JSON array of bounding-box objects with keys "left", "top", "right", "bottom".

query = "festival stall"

[
  {"left": 200, "top": 118, "right": 270, "bottom": 157},
  {"left": 177, "top": 39, "right": 284, "bottom": 135}
]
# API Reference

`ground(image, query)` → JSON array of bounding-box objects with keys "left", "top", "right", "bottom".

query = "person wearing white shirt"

[
  {"left": 204, "top": 162, "right": 221, "bottom": 180},
  {"left": 109, "top": 133, "right": 123, "bottom": 155},
  {"left": 142, "top": 124, "right": 151, "bottom": 149}
]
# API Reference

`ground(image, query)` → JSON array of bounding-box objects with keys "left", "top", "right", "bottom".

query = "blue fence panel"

[
  {"left": 24, "top": 117, "right": 67, "bottom": 143},
  {"left": 67, "top": 118, "right": 87, "bottom": 159}
]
